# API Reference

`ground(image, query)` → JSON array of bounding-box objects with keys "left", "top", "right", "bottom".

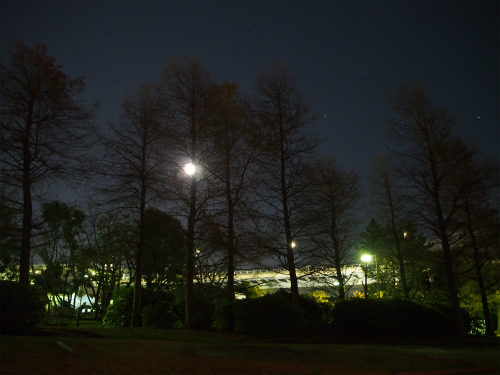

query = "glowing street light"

[
  {"left": 361, "top": 254, "right": 372, "bottom": 263},
  {"left": 361, "top": 254, "right": 373, "bottom": 298},
  {"left": 291, "top": 241, "right": 296, "bottom": 249},
  {"left": 184, "top": 162, "right": 197, "bottom": 176}
]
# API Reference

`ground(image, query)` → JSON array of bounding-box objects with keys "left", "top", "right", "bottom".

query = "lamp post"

[
  {"left": 184, "top": 161, "right": 197, "bottom": 330},
  {"left": 361, "top": 254, "right": 372, "bottom": 298}
]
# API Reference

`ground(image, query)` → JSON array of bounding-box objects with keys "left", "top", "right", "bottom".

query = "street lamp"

[
  {"left": 291, "top": 241, "right": 296, "bottom": 249},
  {"left": 361, "top": 254, "right": 372, "bottom": 298}
]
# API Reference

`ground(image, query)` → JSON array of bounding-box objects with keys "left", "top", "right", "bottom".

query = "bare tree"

[
  {"left": 0, "top": 41, "right": 96, "bottom": 285},
  {"left": 368, "top": 155, "right": 411, "bottom": 299},
  {"left": 251, "top": 64, "right": 318, "bottom": 306},
  {"left": 386, "top": 84, "right": 468, "bottom": 337},
  {"left": 159, "top": 57, "right": 217, "bottom": 329},
  {"left": 452, "top": 139, "right": 499, "bottom": 336},
  {"left": 96, "top": 82, "right": 166, "bottom": 327},
  {"left": 204, "top": 82, "right": 260, "bottom": 300},
  {"left": 81, "top": 209, "right": 132, "bottom": 319},
  {"left": 306, "top": 157, "right": 362, "bottom": 300}
]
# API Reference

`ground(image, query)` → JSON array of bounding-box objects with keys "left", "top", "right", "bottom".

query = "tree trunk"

[
  {"left": 226, "top": 161, "right": 236, "bottom": 301},
  {"left": 465, "top": 200, "right": 495, "bottom": 336},
  {"left": 20, "top": 117, "right": 33, "bottom": 286},
  {"left": 185, "top": 176, "right": 197, "bottom": 330},
  {"left": 441, "top": 235, "right": 466, "bottom": 338},
  {"left": 287, "top": 243, "right": 300, "bottom": 306},
  {"left": 332, "top": 228, "right": 345, "bottom": 300},
  {"left": 335, "top": 263, "right": 345, "bottom": 300},
  {"left": 131, "top": 181, "right": 147, "bottom": 328}
]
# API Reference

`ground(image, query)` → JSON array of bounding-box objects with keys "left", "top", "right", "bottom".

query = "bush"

[
  {"left": 212, "top": 300, "right": 236, "bottom": 331},
  {"left": 102, "top": 286, "right": 182, "bottom": 328},
  {"left": 141, "top": 302, "right": 180, "bottom": 328},
  {"left": 233, "top": 292, "right": 308, "bottom": 338},
  {"left": 171, "top": 284, "right": 227, "bottom": 330},
  {"left": 102, "top": 287, "right": 134, "bottom": 328},
  {"left": 45, "top": 306, "right": 74, "bottom": 326},
  {"left": 329, "top": 298, "right": 454, "bottom": 338},
  {"left": 0, "top": 281, "right": 46, "bottom": 334},
  {"left": 301, "top": 291, "right": 334, "bottom": 329}
]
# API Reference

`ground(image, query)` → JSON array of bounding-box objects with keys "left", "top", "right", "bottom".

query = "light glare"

[
  {"left": 184, "top": 162, "right": 196, "bottom": 176},
  {"left": 361, "top": 254, "right": 372, "bottom": 263}
]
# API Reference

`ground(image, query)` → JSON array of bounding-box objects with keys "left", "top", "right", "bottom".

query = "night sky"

[{"left": 1, "top": 1, "right": 499, "bottom": 202}]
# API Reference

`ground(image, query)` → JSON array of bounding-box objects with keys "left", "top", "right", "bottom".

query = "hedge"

[{"left": 0, "top": 281, "right": 46, "bottom": 334}]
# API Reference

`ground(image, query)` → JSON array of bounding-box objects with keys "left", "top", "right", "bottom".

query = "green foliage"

[
  {"left": 102, "top": 286, "right": 182, "bottom": 328},
  {"left": 0, "top": 281, "right": 46, "bottom": 334},
  {"left": 212, "top": 300, "right": 236, "bottom": 331},
  {"left": 141, "top": 303, "right": 179, "bottom": 329},
  {"left": 361, "top": 219, "right": 429, "bottom": 300},
  {"left": 303, "top": 290, "right": 334, "bottom": 326},
  {"left": 213, "top": 290, "right": 333, "bottom": 336},
  {"left": 44, "top": 305, "right": 74, "bottom": 326},
  {"left": 330, "top": 298, "right": 454, "bottom": 337},
  {"left": 232, "top": 292, "right": 308, "bottom": 338},
  {"left": 193, "top": 284, "right": 227, "bottom": 330},
  {"left": 102, "top": 287, "right": 134, "bottom": 328},
  {"left": 0, "top": 186, "right": 20, "bottom": 277},
  {"left": 142, "top": 208, "right": 186, "bottom": 289},
  {"left": 141, "top": 288, "right": 181, "bottom": 328},
  {"left": 236, "top": 280, "right": 265, "bottom": 299}
]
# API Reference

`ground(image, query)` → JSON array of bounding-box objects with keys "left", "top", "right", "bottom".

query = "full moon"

[{"left": 184, "top": 162, "right": 197, "bottom": 176}]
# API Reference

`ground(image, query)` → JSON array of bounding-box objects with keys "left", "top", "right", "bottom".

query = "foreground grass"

[{"left": 1, "top": 327, "right": 499, "bottom": 374}]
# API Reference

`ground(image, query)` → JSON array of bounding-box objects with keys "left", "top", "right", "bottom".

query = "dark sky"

[{"left": 1, "top": 1, "right": 499, "bottom": 199}]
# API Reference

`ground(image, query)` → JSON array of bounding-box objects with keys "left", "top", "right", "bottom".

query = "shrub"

[
  {"left": 193, "top": 284, "right": 226, "bottom": 330},
  {"left": 45, "top": 305, "right": 74, "bottom": 326},
  {"left": 0, "top": 281, "right": 45, "bottom": 334},
  {"left": 302, "top": 290, "right": 334, "bottom": 327},
  {"left": 233, "top": 292, "right": 308, "bottom": 338},
  {"left": 102, "top": 286, "right": 134, "bottom": 328},
  {"left": 141, "top": 302, "right": 180, "bottom": 328},
  {"left": 330, "top": 298, "right": 454, "bottom": 338},
  {"left": 102, "top": 287, "right": 181, "bottom": 328},
  {"left": 236, "top": 280, "right": 265, "bottom": 299},
  {"left": 212, "top": 300, "right": 236, "bottom": 331}
]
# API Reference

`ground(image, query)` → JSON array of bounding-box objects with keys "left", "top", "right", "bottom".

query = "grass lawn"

[{"left": 1, "top": 325, "right": 499, "bottom": 374}]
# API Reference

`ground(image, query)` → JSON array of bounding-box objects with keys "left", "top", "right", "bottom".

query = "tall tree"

[
  {"left": 386, "top": 85, "right": 467, "bottom": 337},
  {"left": 142, "top": 207, "right": 186, "bottom": 290},
  {"left": 0, "top": 184, "right": 20, "bottom": 279},
  {"left": 159, "top": 57, "right": 217, "bottom": 329},
  {"left": 205, "top": 82, "right": 259, "bottom": 301},
  {"left": 368, "top": 155, "right": 411, "bottom": 299},
  {"left": 361, "top": 218, "right": 428, "bottom": 299},
  {"left": 36, "top": 200, "right": 86, "bottom": 308},
  {"left": 251, "top": 64, "right": 318, "bottom": 306},
  {"left": 97, "top": 82, "right": 166, "bottom": 327},
  {"left": 0, "top": 41, "right": 96, "bottom": 285},
  {"left": 306, "top": 158, "right": 362, "bottom": 300},
  {"left": 82, "top": 210, "right": 132, "bottom": 318},
  {"left": 452, "top": 139, "right": 499, "bottom": 336}
]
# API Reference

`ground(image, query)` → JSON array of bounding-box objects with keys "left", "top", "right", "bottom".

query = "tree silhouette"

[
  {"left": 386, "top": 85, "right": 468, "bottom": 337},
  {"left": 159, "top": 57, "right": 217, "bottom": 329},
  {"left": 0, "top": 41, "right": 96, "bottom": 285},
  {"left": 251, "top": 64, "right": 318, "bottom": 306},
  {"left": 97, "top": 83, "right": 166, "bottom": 327}
]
